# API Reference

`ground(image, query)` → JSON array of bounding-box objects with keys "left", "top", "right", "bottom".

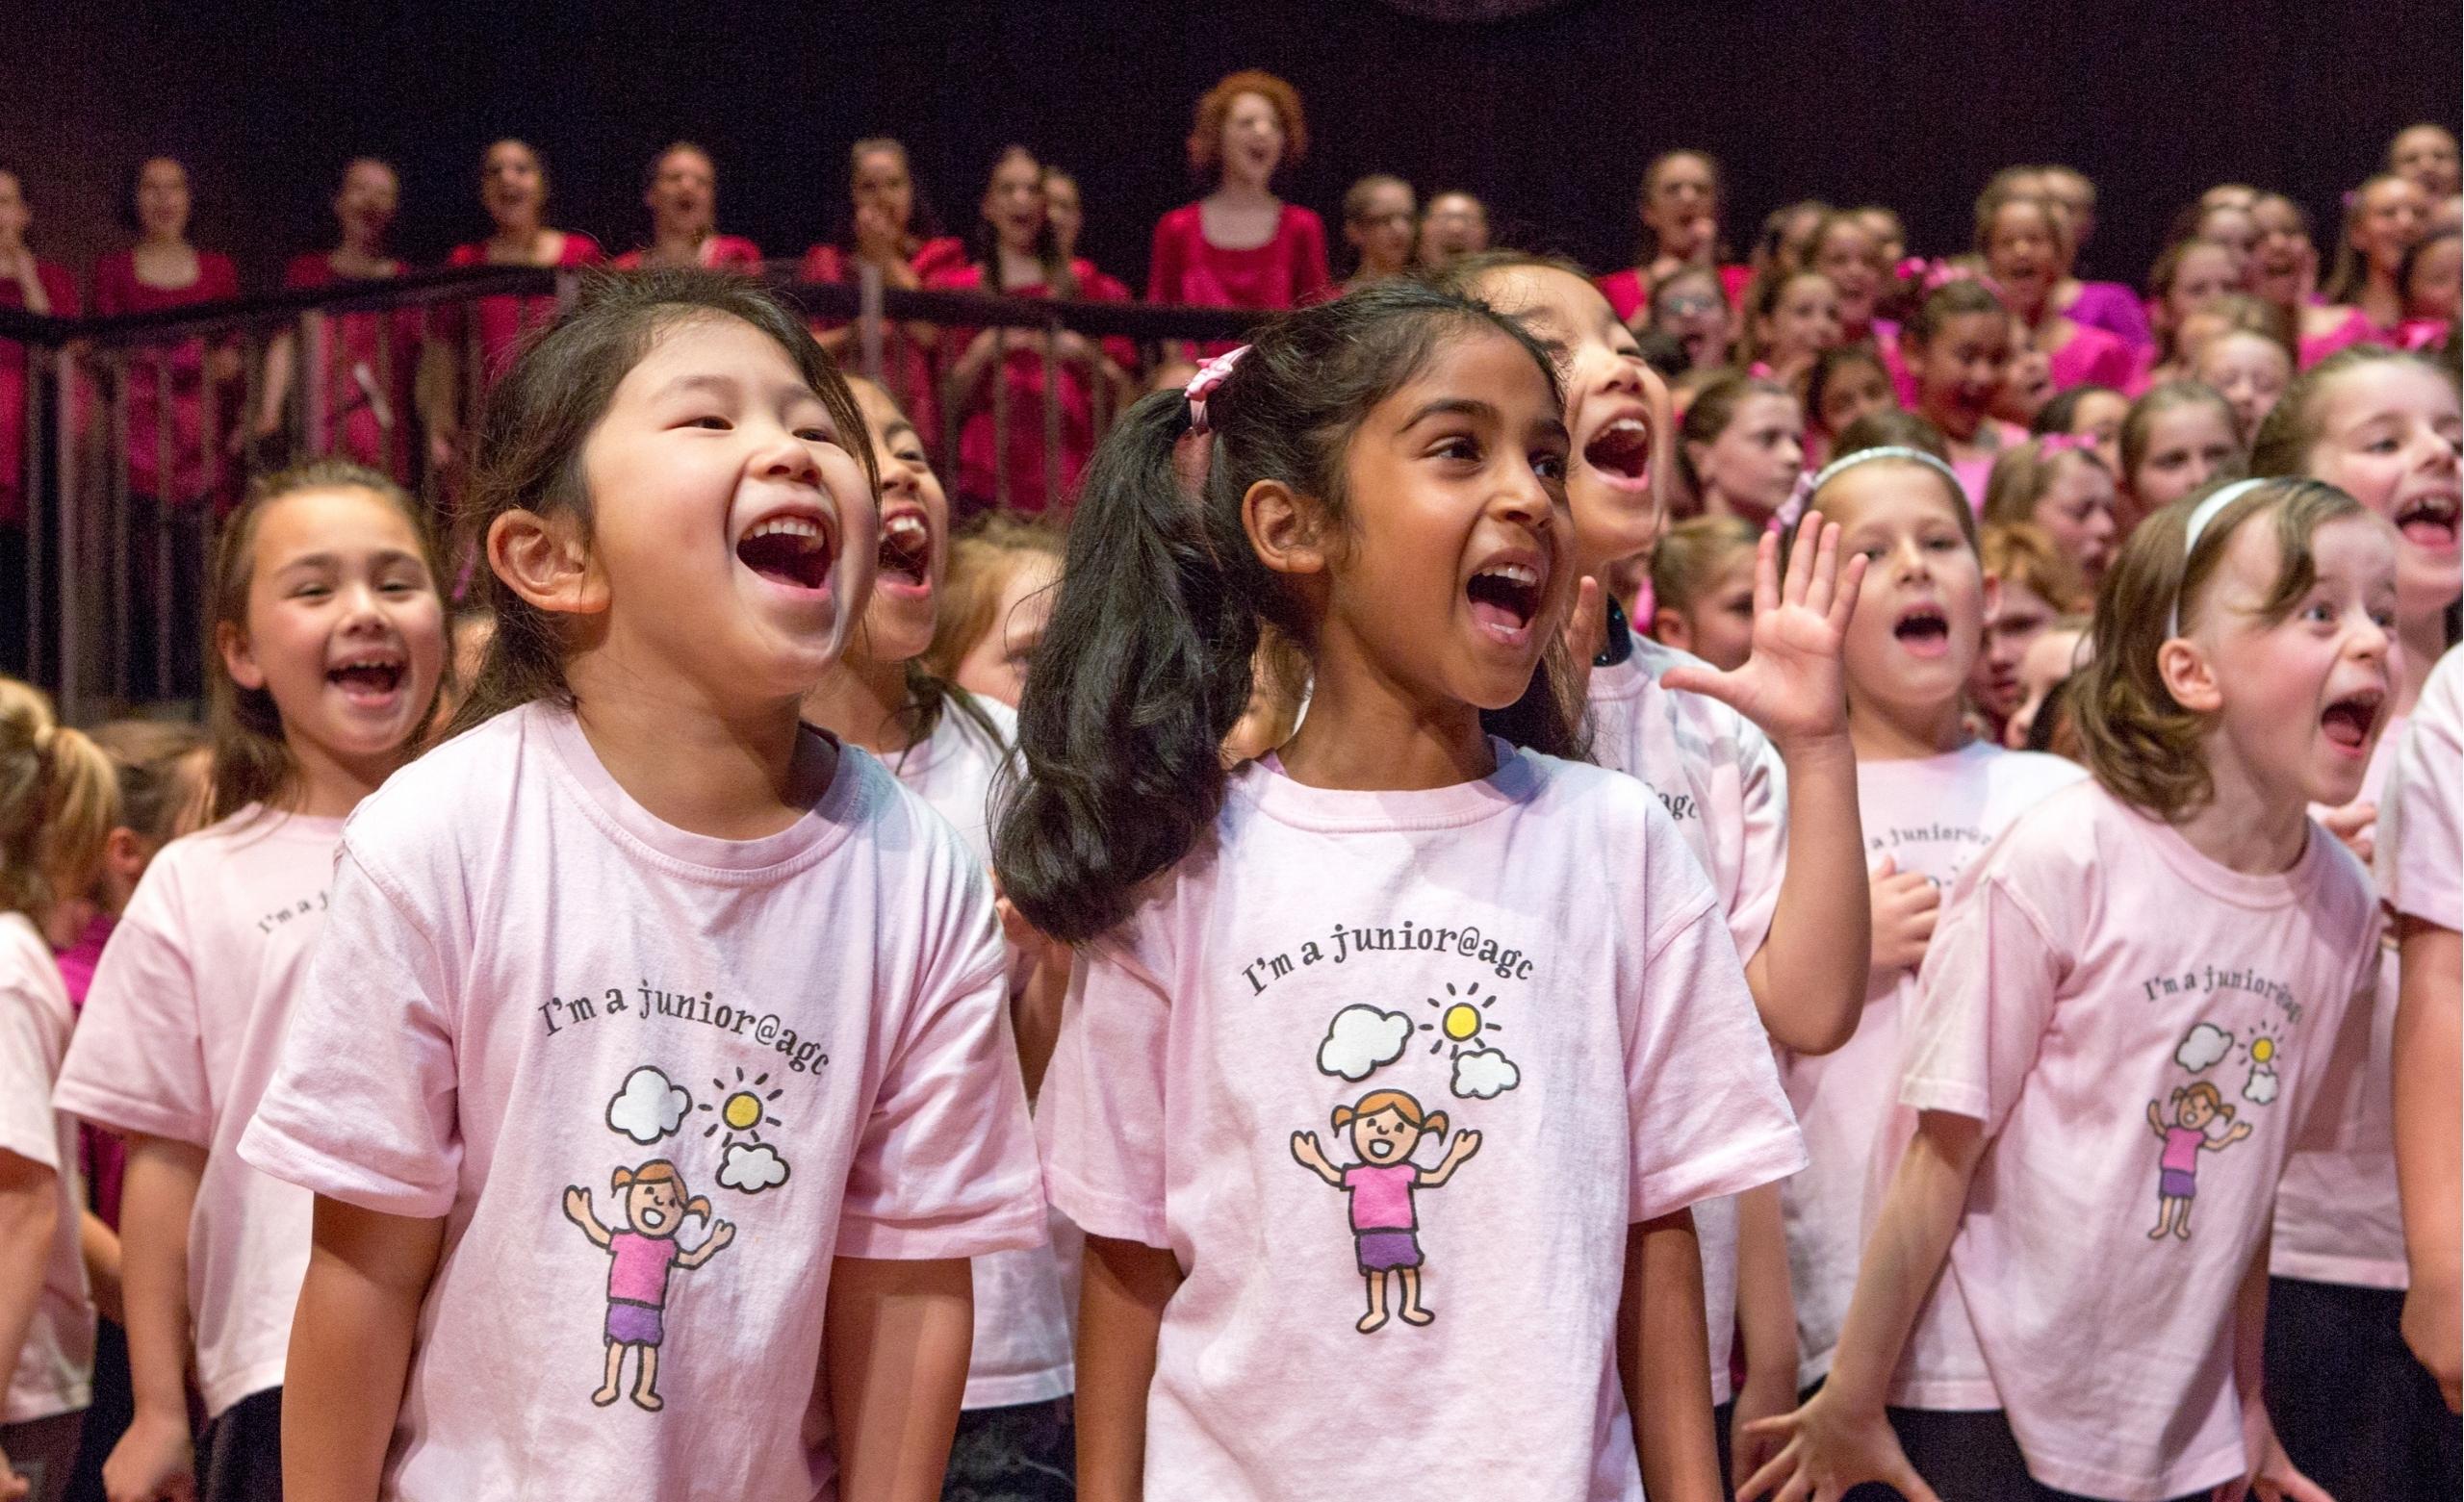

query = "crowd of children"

[{"left": 0, "top": 66, "right": 2458, "bottom": 1502}]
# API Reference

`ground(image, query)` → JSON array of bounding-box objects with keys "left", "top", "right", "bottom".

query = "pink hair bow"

[
  {"left": 1185, "top": 345, "right": 1250, "bottom": 435},
  {"left": 1895, "top": 256, "right": 1932, "bottom": 283},
  {"left": 1769, "top": 469, "right": 1816, "bottom": 534}
]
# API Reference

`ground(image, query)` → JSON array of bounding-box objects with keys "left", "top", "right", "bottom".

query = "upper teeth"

[
  {"left": 747, "top": 517, "right": 826, "bottom": 548},
  {"left": 1603, "top": 420, "right": 1647, "bottom": 440},
  {"left": 1480, "top": 564, "right": 1539, "bottom": 585},
  {"left": 337, "top": 656, "right": 395, "bottom": 670},
  {"left": 885, "top": 515, "right": 929, "bottom": 545}
]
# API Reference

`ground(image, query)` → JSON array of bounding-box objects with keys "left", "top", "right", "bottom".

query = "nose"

[
  {"left": 878, "top": 449, "right": 921, "bottom": 502},
  {"left": 756, "top": 424, "right": 823, "bottom": 487},
  {"left": 1491, "top": 458, "right": 1558, "bottom": 529}
]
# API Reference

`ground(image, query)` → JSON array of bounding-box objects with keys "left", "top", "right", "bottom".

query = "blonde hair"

[
  {"left": 923, "top": 514, "right": 1065, "bottom": 682},
  {"left": 1650, "top": 515, "right": 1760, "bottom": 617},
  {"left": 1332, "top": 1088, "right": 1447, "bottom": 1140},
  {"left": 2074, "top": 477, "right": 2365, "bottom": 821},
  {"left": 611, "top": 1159, "right": 712, "bottom": 1222},
  {"left": 0, "top": 679, "right": 119, "bottom": 923},
  {"left": 1979, "top": 522, "right": 2089, "bottom": 613}
]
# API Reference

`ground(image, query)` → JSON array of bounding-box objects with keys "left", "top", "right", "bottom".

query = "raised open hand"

[{"left": 1658, "top": 509, "right": 1864, "bottom": 755}]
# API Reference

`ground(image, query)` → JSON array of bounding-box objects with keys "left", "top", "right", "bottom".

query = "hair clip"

[{"left": 1185, "top": 345, "right": 1250, "bottom": 436}]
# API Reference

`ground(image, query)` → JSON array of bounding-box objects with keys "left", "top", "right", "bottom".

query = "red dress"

[
  {"left": 1146, "top": 203, "right": 1329, "bottom": 312},
  {"left": 0, "top": 261, "right": 76, "bottom": 525},
  {"left": 610, "top": 234, "right": 764, "bottom": 270},
  {"left": 443, "top": 231, "right": 604, "bottom": 387},
  {"left": 800, "top": 237, "right": 964, "bottom": 451},
  {"left": 93, "top": 249, "right": 242, "bottom": 505},
  {"left": 927, "top": 258, "right": 1133, "bottom": 514},
  {"left": 283, "top": 254, "right": 424, "bottom": 479}
]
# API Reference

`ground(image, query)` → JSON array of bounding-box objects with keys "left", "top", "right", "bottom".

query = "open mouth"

[
  {"left": 1366, "top": 1137, "right": 1396, "bottom": 1160},
  {"left": 1583, "top": 417, "right": 1654, "bottom": 491},
  {"left": 2321, "top": 688, "right": 2384, "bottom": 751},
  {"left": 2395, "top": 491, "right": 2461, "bottom": 551},
  {"left": 1893, "top": 603, "right": 1951, "bottom": 656},
  {"left": 327, "top": 649, "right": 406, "bottom": 706},
  {"left": 877, "top": 511, "right": 932, "bottom": 595},
  {"left": 1467, "top": 561, "right": 1543, "bottom": 643},
  {"left": 736, "top": 512, "right": 835, "bottom": 593}
]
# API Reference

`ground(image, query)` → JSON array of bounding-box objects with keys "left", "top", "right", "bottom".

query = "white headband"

[
  {"left": 1809, "top": 445, "right": 1965, "bottom": 502},
  {"left": 2168, "top": 478, "right": 2270, "bottom": 639}
]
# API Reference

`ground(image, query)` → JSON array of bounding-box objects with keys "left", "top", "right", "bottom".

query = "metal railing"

[{"left": 0, "top": 262, "right": 1262, "bottom": 719}]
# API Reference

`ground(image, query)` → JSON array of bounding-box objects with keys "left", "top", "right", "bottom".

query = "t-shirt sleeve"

[
  {"left": 835, "top": 860, "right": 1043, "bottom": 1260},
  {"left": 0, "top": 983, "right": 62, "bottom": 1174},
  {"left": 1625, "top": 885, "right": 1807, "bottom": 1222},
  {"left": 2294, "top": 939, "right": 2385, "bottom": 1154},
  {"left": 2384, "top": 665, "right": 2462, "bottom": 930},
  {"left": 1038, "top": 938, "right": 1173, "bottom": 1248},
  {"left": 236, "top": 845, "right": 463, "bottom": 1219},
  {"left": 53, "top": 870, "right": 213, "bottom": 1146},
  {"left": 1727, "top": 720, "right": 1790, "bottom": 960},
  {"left": 1898, "top": 873, "right": 2065, "bottom": 1131}
]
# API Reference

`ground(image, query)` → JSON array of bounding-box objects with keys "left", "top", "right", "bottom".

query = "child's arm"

[
  {"left": 105, "top": 1135, "right": 206, "bottom": 1502},
  {"left": 558, "top": 1185, "right": 613, "bottom": 1248},
  {"left": 1659, "top": 514, "right": 1870, "bottom": 1056},
  {"left": 2235, "top": 1235, "right": 2334, "bottom": 1502},
  {"left": 1077, "top": 1235, "right": 1182, "bottom": 1502},
  {"left": 1738, "top": 1110, "right": 1988, "bottom": 1502},
  {"left": 1287, "top": 1133, "right": 1345, "bottom": 1188},
  {"left": 675, "top": 1221, "right": 735, "bottom": 1270},
  {"left": 1729, "top": 1182, "right": 1801, "bottom": 1487},
  {"left": 2146, "top": 1100, "right": 2166, "bottom": 1137},
  {"left": 78, "top": 1210, "right": 121, "bottom": 1327},
  {"left": 0, "top": 1150, "right": 60, "bottom": 1497},
  {"left": 824, "top": 1255, "right": 973, "bottom": 1502},
  {"left": 2394, "top": 917, "right": 2462, "bottom": 1411},
  {"left": 283, "top": 1195, "right": 446, "bottom": 1502},
  {"left": 1617, "top": 1208, "right": 1720, "bottom": 1502},
  {"left": 1418, "top": 1129, "right": 1482, "bottom": 1187}
]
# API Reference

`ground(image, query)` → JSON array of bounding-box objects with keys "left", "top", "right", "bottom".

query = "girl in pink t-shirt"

[
  {"left": 1810, "top": 211, "right": 1895, "bottom": 349},
  {"left": 255, "top": 159, "right": 424, "bottom": 480},
  {"left": 1749, "top": 476, "right": 2401, "bottom": 1501},
  {"left": 1006, "top": 281, "right": 1808, "bottom": 1499},
  {"left": 1980, "top": 436, "right": 2121, "bottom": 587},
  {"left": 57, "top": 459, "right": 449, "bottom": 1502},
  {"left": 0, "top": 682, "right": 116, "bottom": 1502},
  {"left": 1897, "top": 280, "right": 2024, "bottom": 508},
  {"left": 238, "top": 272, "right": 1043, "bottom": 1501},
  {"left": 2117, "top": 380, "right": 2242, "bottom": 538}
]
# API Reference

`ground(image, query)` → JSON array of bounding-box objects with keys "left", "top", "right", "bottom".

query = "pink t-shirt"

[
  {"left": 889, "top": 698, "right": 1078, "bottom": 1411},
  {"left": 1782, "top": 744, "right": 2085, "bottom": 1387},
  {"left": 1039, "top": 743, "right": 1804, "bottom": 1500},
  {"left": 1892, "top": 779, "right": 2379, "bottom": 1499},
  {"left": 2272, "top": 721, "right": 2411, "bottom": 1287},
  {"left": 605, "top": 1231, "right": 677, "bottom": 1306},
  {"left": 2382, "top": 648, "right": 2463, "bottom": 933},
  {"left": 1340, "top": 1162, "right": 1419, "bottom": 1230},
  {"left": 2045, "top": 321, "right": 2140, "bottom": 395},
  {"left": 237, "top": 702, "right": 1043, "bottom": 1501},
  {"left": 0, "top": 912, "right": 89, "bottom": 1425},
  {"left": 1587, "top": 630, "right": 1787, "bottom": 1404},
  {"left": 53, "top": 806, "right": 341, "bottom": 1417}
]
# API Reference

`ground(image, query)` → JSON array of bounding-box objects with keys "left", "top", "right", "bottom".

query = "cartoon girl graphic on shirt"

[
  {"left": 1291, "top": 1089, "right": 1481, "bottom": 1333},
  {"left": 562, "top": 1159, "right": 737, "bottom": 1410},
  {"left": 2144, "top": 1082, "right": 2252, "bottom": 1241}
]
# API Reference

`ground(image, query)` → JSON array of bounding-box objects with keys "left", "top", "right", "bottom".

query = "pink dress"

[
  {"left": 609, "top": 234, "right": 763, "bottom": 270},
  {"left": 442, "top": 231, "right": 604, "bottom": 387},
  {"left": 2298, "top": 307, "right": 2399, "bottom": 369},
  {"left": 798, "top": 236, "right": 965, "bottom": 452},
  {"left": 93, "top": 249, "right": 242, "bottom": 506},
  {"left": 282, "top": 254, "right": 424, "bottom": 479},
  {"left": 1145, "top": 202, "right": 1328, "bottom": 311},
  {"left": 2044, "top": 321, "right": 2139, "bottom": 394},
  {"left": 2059, "top": 281, "right": 2155, "bottom": 353},
  {"left": 928, "top": 259, "right": 1133, "bottom": 514},
  {"left": 0, "top": 261, "right": 76, "bottom": 526}
]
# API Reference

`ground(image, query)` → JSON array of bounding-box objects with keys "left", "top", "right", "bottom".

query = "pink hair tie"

[
  {"left": 1895, "top": 256, "right": 1932, "bottom": 283},
  {"left": 1185, "top": 345, "right": 1250, "bottom": 436},
  {"left": 2038, "top": 431, "right": 2098, "bottom": 456},
  {"left": 1770, "top": 469, "right": 1816, "bottom": 533},
  {"left": 1748, "top": 360, "right": 1775, "bottom": 381}
]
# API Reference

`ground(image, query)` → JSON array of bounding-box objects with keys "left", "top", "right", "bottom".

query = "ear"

[
  {"left": 489, "top": 509, "right": 609, "bottom": 619},
  {"left": 1650, "top": 605, "right": 1694, "bottom": 650},
  {"left": 103, "top": 827, "right": 148, "bottom": 886},
  {"left": 1244, "top": 478, "right": 1330, "bottom": 580},
  {"left": 217, "top": 618, "right": 265, "bottom": 692},
  {"left": 2158, "top": 632, "right": 2222, "bottom": 713}
]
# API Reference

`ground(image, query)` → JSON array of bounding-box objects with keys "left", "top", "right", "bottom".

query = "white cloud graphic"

[
  {"left": 606, "top": 1066, "right": 691, "bottom": 1144},
  {"left": 720, "top": 1141, "right": 790, "bottom": 1194},
  {"left": 2243, "top": 1064, "right": 2280, "bottom": 1106},
  {"left": 1317, "top": 1005, "right": 1410, "bottom": 1082},
  {"left": 1450, "top": 1046, "right": 1522, "bottom": 1100},
  {"left": 2174, "top": 1024, "right": 2233, "bottom": 1074}
]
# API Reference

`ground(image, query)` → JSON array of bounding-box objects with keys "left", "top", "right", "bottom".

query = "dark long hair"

[
  {"left": 993, "top": 281, "right": 1582, "bottom": 944},
  {"left": 445, "top": 268, "right": 875, "bottom": 741},
  {"left": 970, "top": 144, "right": 1075, "bottom": 299}
]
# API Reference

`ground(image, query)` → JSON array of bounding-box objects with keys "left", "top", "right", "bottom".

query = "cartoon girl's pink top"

[{"left": 92, "top": 248, "right": 241, "bottom": 506}]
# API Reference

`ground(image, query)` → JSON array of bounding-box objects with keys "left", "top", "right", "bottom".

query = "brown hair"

[
  {"left": 0, "top": 678, "right": 117, "bottom": 923},
  {"left": 1188, "top": 70, "right": 1307, "bottom": 177},
  {"left": 2120, "top": 381, "right": 2241, "bottom": 496},
  {"left": 1983, "top": 438, "right": 2110, "bottom": 532},
  {"left": 2173, "top": 1082, "right": 2232, "bottom": 1120},
  {"left": 90, "top": 720, "right": 209, "bottom": 844},
  {"left": 611, "top": 1159, "right": 712, "bottom": 1221},
  {"left": 1903, "top": 277, "right": 2006, "bottom": 349},
  {"left": 1637, "top": 150, "right": 1728, "bottom": 262},
  {"left": 1650, "top": 515, "right": 1760, "bottom": 616},
  {"left": 2249, "top": 344, "right": 2455, "bottom": 480},
  {"left": 1331, "top": 1088, "right": 1447, "bottom": 1140},
  {"left": 1678, "top": 371, "right": 1795, "bottom": 496},
  {"left": 1980, "top": 522, "right": 2090, "bottom": 613},
  {"left": 206, "top": 458, "right": 448, "bottom": 824},
  {"left": 1738, "top": 268, "right": 1835, "bottom": 364},
  {"left": 2324, "top": 173, "right": 2415, "bottom": 305},
  {"left": 2176, "top": 293, "right": 2297, "bottom": 367},
  {"left": 1343, "top": 173, "right": 1412, "bottom": 226},
  {"left": 446, "top": 269, "right": 875, "bottom": 742},
  {"left": 924, "top": 512, "right": 1066, "bottom": 685},
  {"left": 1832, "top": 407, "right": 1950, "bottom": 462},
  {"left": 2074, "top": 476, "right": 2366, "bottom": 820},
  {"left": 1973, "top": 187, "right": 2071, "bottom": 261}
]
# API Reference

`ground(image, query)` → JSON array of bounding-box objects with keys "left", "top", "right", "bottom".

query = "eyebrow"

[
  {"left": 883, "top": 420, "right": 921, "bottom": 446},
  {"left": 1401, "top": 397, "right": 1501, "bottom": 430},
  {"left": 653, "top": 372, "right": 740, "bottom": 402},
  {"left": 272, "top": 547, "right": 426, "bottom": 575}
]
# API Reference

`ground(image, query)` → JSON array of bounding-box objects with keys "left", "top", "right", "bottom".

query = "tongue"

[
  {"left": 2401, "top": 518, "right": 2457, "bottom": 547},
  {"left": 1470, "top": 598, "right": 1524, "bottom": 634},
  {"left": 2323, "top": 707, "right": 2370, "bottom": 747}
]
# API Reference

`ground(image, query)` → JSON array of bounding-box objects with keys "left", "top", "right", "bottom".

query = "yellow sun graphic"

[
  {"left": 1441, "top": 1004, "right": 1482, "bottom": 1041},
  {"left": 2249, "top": 1036, "right": 2275, "bottom": 1064},
  {"left": 698, "top": 1066, "right": 784, "bottom": 1148},
  {"left": 722, "top": 1091, "right": 765, "bottom": 1131},
  {"left": 1422, "top": 981, "right": 1510, "bottom": 1056}
]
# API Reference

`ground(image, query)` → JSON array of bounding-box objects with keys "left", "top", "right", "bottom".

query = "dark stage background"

[{"left": 3, "top": 1, "right": 2456, "bottom": 300}]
